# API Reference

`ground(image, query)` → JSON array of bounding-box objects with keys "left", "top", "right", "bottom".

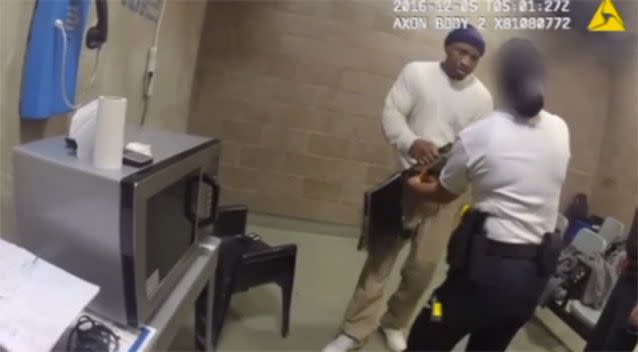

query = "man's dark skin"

[{"left": 408, "top": 42, "right": 482, "bottom": 165}]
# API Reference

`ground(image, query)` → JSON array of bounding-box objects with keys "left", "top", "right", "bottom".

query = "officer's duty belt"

[{"left": 486, "top": 239, "right": 540, "bottom": 259}]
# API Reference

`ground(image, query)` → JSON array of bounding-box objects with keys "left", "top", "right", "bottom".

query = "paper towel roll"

[
  {"left": 92, "top": 96, "right": 127, "bottom": 169},
  {"left": 69, "top": 99, "right": 98, "bottom": 162}
]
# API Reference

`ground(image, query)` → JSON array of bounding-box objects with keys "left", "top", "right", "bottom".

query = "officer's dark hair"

[{"left": 497, "top": 38, "right": 546, "bottom": 119}]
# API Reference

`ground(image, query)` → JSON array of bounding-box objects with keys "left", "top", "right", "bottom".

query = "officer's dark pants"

[
  {"left": 584, "top": 271, "right": 638, "bottom": 351},
  {"left": 407, "top": 253, "right": 549, "bottom": 351}
]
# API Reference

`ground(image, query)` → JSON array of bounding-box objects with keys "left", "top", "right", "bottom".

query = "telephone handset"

[{"left": 86, "top": 0, "right": 108, "bottom": 49}]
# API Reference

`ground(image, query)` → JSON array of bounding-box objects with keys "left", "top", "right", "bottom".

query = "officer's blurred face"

[{"left": 444, "top": 42, "right": 481, "bottom": 80}]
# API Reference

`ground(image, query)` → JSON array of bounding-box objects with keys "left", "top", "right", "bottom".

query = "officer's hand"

[
  {"left": 406, "top": 175, "right": 423, "bottom": 189},
  {"left": 406, "top": 175, "right": 425, "bottom": 196},
  {"left": 408, "top": 139, "right": 439, "bottom": 165},
  {"left": 629, "top": 304, "right": 638, "bottom": 328},
  {"left": 407, "top": 173, "right": 438, "bottom": 192},
  {"left": 421, "top": 174, "right": 438, "bottom": 184},
  {"left": 415, "top": 165, "right": 437, "bottom": 183}
]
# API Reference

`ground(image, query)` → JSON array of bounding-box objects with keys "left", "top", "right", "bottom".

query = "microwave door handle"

[
  {"left": 185, "top": 175, "right": 199, "bottom": 225},
  {"left": 184, "top": 174, "right": 220, "bottom": 228},
  {"left": 199, "top": 174, "right": 220, "bottom": 227}
]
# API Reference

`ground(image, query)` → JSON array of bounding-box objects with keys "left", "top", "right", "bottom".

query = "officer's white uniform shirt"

[{"left": 440, "top": 110, "right": 571, "bottom": 244}]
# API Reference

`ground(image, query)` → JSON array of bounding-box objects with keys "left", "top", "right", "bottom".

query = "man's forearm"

[
  {"left": 410, "top": 180, "right": 459, "bottom": 204},
  {"left": 381, "top": 62, "right": 419, "bottom": 154},
  {"left": 381, "top": 107, "right": 418, "bottom": 154}
]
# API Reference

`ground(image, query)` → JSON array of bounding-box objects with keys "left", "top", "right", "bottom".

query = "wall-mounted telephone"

[{"left": 20, "top": 0, "right": 109, "bottom": 119}]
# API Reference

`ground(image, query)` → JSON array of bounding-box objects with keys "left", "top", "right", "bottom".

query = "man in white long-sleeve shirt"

[{"left": 324, "top": 26, "right": 493, "bottom": 352}]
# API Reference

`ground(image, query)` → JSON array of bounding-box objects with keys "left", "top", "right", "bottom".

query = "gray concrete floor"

[{"left": 169, "top": 216, "right": 570, "bottom": 351}]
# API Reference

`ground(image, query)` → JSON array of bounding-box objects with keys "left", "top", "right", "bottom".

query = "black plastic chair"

[
  {"left": 212, "top": 204, "right": 249, "bottom": 238},
  {"left": 211, "top": 205, "right": 297, "bottom": 347}
]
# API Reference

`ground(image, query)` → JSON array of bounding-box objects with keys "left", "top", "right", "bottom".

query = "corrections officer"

[
  {"left": 323, "top": 25, "right": 492, "bottom": 352},
  {"left": 405, "top": 38, "right": 571, "bottom": 351}
]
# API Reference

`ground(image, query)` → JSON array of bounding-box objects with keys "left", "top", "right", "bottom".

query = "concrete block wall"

[
  {"left": 190, "top": 0, "right": 614, "bottom": 227},
  {"left": 591, "top": 40, "right": 638, "bottom": 227}
]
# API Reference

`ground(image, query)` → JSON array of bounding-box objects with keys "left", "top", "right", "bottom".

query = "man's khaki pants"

[{"left": 341, "top": 194, "right": 463, "bottom": 343}]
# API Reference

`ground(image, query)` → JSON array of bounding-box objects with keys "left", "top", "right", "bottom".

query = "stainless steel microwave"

[{"left": 13, "top": 127, "right": 220, "bottom": 326}]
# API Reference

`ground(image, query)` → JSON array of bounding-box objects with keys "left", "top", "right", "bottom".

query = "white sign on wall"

[{"left": 121, "top": 0, "right": 163, "bottom": 22}]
